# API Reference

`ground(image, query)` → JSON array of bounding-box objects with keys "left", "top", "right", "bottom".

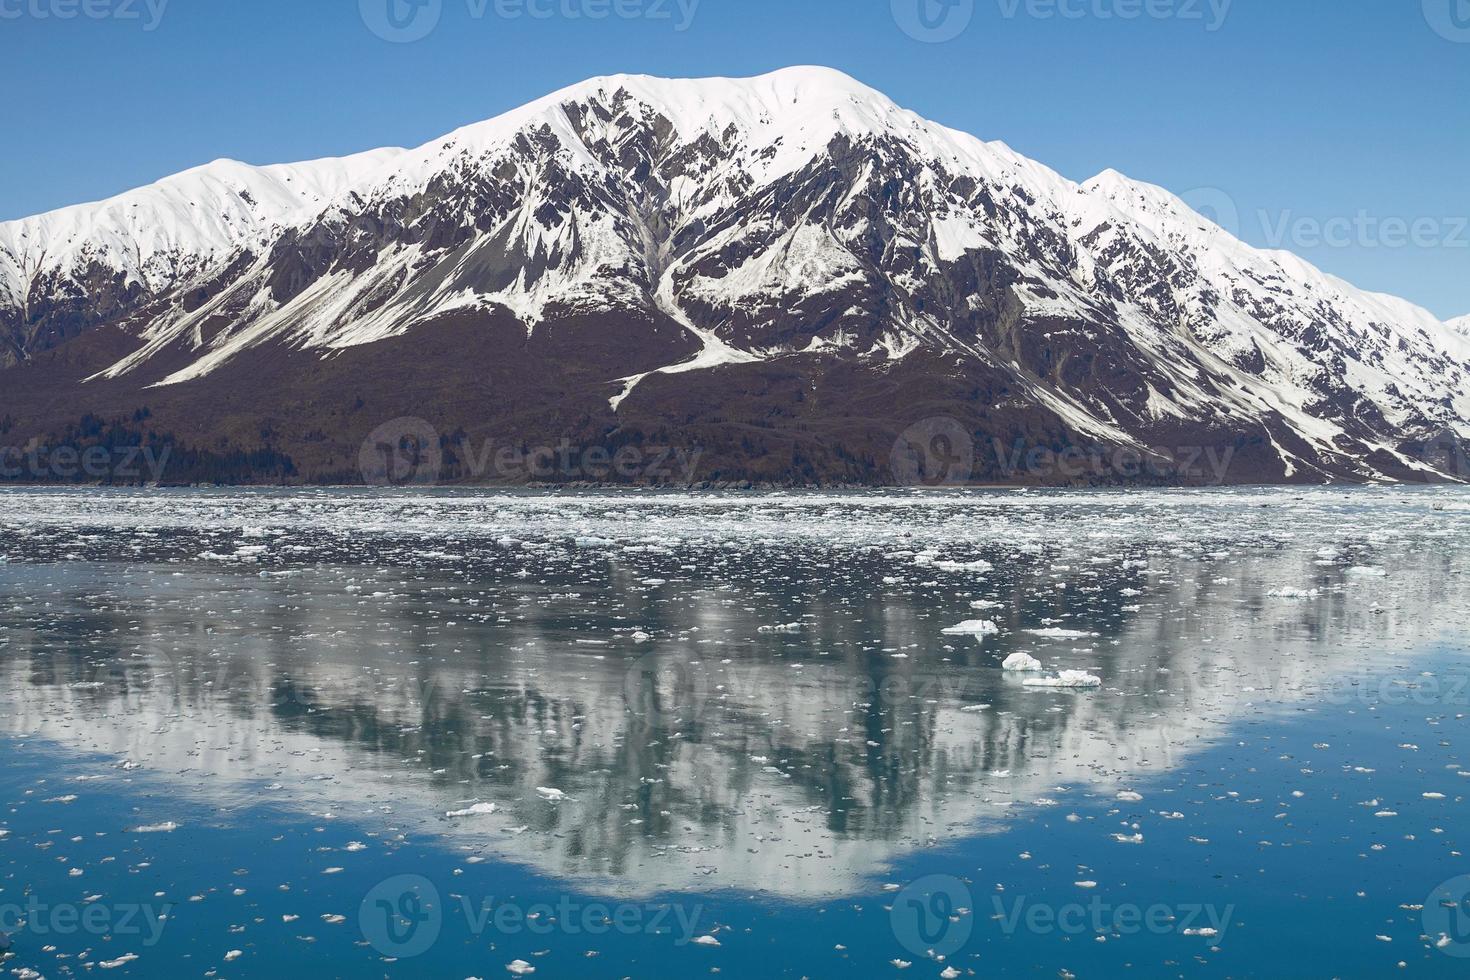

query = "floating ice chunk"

[
  {"left": 942, "top": 620, "right": 999, "bottom": 636},
  {"left": 225, "top": 950, "right": 243, "bottom": 962},
  {"left": 631, "top": 631, "right": 653, "bottom": 643},
  {"left": 447, "top": 803, "right": 498, "bottom": 818},
  {"left": 1024, "top": 628, "right": 1098, "bottom": 639},
  {"left": 933, "top": 559, "right": 993, "bottom": 573},
  {"left": 1024, "top": 671, "right": 1103, "bottom": 689},
  {"left": 1346, "top": 566, "right": 1387, "bottom": 577},
  {"left": 1267, "top": 588, "right": 1319, "bottom": 599},
  {"left": 693, "top": 935, "right": 722, "bottom": 947},
  {"left": 128, "top": 822, "right": 180, "bottom": 833},
  {"left": 1002, "top": 652, "right": 1044, "bottom": 672},
  {"left": 1116, "top": 791, "right": 1143, "bottom": 802},
  {"left": 758, "top": 623, "right": 803, "bottom": 634},
  {"left": 1184, "top": 928, "right": 1218, "bottom": 938},
  {"left": 536, "top": 787, "right": 567, "bottom": 802},
  {"left": 507, "top": 960, "right": 536, "bottom": 975},
  {"left": 99, "top": 954, "right": 140, "bottom": 969}
]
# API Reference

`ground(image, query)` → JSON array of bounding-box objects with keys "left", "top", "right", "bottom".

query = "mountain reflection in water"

[{"left": 0, "top": 488, "right": 1466, "bottom": 900}]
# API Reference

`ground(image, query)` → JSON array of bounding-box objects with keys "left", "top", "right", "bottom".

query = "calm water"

[{"left": 0, "top": 487, "right": 1468, "bottom": 978}]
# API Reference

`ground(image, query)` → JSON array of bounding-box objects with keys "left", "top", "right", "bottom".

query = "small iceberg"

[
  {"left": 1002, "top": 651, "right": 1044, "bottom": 672},
  {"left": 1023, "top": 670, "right": 1103, "bottom": 689},
  {"left": 446, "top": 802, "right": 498, "bottom": 818},
  {"left": 942, "top": 619, "right": 999, "bottom": 636}
]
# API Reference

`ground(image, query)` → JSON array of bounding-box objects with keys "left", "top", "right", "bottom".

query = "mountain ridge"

[{"left": 2, "top": 67, "right": 1466, "bottom": 486}]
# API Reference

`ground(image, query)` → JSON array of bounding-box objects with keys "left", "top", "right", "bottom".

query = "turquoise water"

[{"left": 0, "top": 488, "right": 1467, "bottom": 977}]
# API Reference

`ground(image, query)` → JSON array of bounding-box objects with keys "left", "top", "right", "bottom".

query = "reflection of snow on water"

[{"left": 0, "top": 487, "right": 1466, "bottom": 901}]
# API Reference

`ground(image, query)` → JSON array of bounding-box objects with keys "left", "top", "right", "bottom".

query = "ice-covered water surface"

[{"left": 0, "top": 487, "right": 1467, "bottom": 978}]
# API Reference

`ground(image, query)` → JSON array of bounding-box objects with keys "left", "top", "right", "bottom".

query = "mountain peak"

[{"left": 4, "top": 71, "right": 1468, "bottom": 485}]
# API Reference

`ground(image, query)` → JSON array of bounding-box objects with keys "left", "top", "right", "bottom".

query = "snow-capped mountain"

[
  {"left": 0, "top": 148, "right": 403, "bottom": 364},
  {"left": 2, "top": 67, "right": 1467, "bottom": 485}
]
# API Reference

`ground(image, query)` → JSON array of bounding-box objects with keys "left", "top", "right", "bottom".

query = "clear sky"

[{"left": 2, "top": 0, "right": 1466, "bottom": 318}]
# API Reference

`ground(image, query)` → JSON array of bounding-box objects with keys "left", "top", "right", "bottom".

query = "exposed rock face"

[{"left": 2, "top": 68, "right": 1467, "bottom": 485}]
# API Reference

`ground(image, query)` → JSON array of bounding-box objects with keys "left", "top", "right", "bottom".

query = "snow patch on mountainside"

[{"left": 0, "top": 149, "right": 404, "bottom": 311}]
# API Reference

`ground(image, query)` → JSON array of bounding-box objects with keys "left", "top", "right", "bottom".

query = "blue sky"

[{"left": 2, "top": 0, "right": 1466, "bottom": 317}]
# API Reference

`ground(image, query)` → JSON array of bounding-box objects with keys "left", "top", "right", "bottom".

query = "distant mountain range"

[{"left": 2, "top": 67, "right": 1467, "bottom": 485}]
